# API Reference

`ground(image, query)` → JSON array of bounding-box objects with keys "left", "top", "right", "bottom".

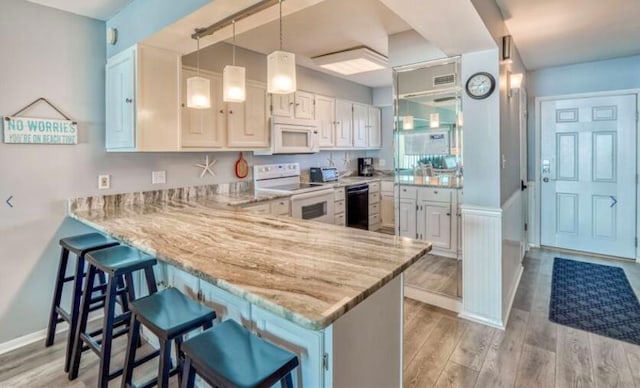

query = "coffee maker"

[{"left": 357, "top": 157, "right": 374, "bottom": 176}]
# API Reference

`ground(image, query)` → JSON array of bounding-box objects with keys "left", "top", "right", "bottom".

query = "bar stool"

[
  {"left": 180, "top": 320, "right": 299, "bottom": 388},
  {"left": 68, "top": 245, "right": 158, "bottom": 388},
  {"left": 45, "top": 233, "right": 119, "bottom": 372},
  {"left": 121, "top": 288, "right": 217, "bottom": 388}
]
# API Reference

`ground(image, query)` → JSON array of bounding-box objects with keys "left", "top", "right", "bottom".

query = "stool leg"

[
  {"left": 181, "top": 357, "right": 196, "bottom": 388},
  {"left": 64, "top": 252, "right": 86, "bottom": 372},
  {"left": 158, "top": 337, "right": 172, "bottom": 388},
  {"left": 144, "top": 266, "right": 158, "bottom": 294},
  {"left": 69, "top": 263, "right": 97, "bottom": 380},
  {"left": 45, "top": 248, "right": 70, "bottom": 347},
  {"left": 281, "top": 373, "right": 294, "bottom": 388},
  {"left": 98, "top": 275, "right": 118, "bottom": 388},
  {"left": 174, "top": 336, "right": 184, "bottom": 387},
  {"left": 121, "top": 313, "right": 140, "bottom": 388}
]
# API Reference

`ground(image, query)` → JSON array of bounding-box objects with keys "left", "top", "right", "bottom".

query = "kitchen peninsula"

[{"left": 68, "top": 185, "right": 431, "bottom": 388}]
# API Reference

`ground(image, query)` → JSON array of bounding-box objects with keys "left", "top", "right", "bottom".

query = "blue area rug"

[{"left": 550, "top": 257, "right": 640, "bottom": 345}]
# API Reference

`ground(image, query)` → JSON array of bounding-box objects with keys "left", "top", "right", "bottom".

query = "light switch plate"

[
  {"left": 98, "top": 175, "right": 110, "bottom": 190},
  {"left": 152, "top": 170, "right": 166, "bottom": 185}
]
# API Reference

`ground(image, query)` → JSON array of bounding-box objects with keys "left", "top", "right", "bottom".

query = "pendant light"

[
  {"left": 267, "top": 0, "right": 296, "bottom": 94},
  {"left": 223, "top": 20, "right": 246, "bottom": 102},
  {"left": 430, "top": 113, "right": 440, "bottom": 128},
  {"left": 187, "top": 36, "right": 211, "bottom": 109}
]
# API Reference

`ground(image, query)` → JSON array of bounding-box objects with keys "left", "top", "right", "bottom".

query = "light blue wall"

[
  {"left": 106, "top": 0, "right": 210, "bottom": 57},
  {"left": 526, "top": 54, "right": 640, "bottom": 179}
]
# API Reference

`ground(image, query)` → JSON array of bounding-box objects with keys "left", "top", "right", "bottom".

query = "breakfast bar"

[{"left": 68, "top": 187, "right": 431, "bottom": 387}]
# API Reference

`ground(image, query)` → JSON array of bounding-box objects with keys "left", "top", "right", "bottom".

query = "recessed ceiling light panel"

[{"left": 313, "top": 47, "right": 388, "bottom": 75}]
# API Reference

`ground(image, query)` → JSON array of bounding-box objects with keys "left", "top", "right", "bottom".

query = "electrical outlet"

[
  {"left": 98, "top": 174, "right": 110, "bottom": 190},
  {"left": 152, "top": 170, "right": 166, "bottom": 185}
]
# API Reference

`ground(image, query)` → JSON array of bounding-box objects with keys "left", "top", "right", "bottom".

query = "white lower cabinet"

[
  {"left": 252, "top": 306, "right": 326, "bottom": 388},
  {"left": 396, "top": 198, "right": 417, "bottom": 238},
  {"left": 199, "top": 280, "right": 252, "bottom": 329},
  {"left": 418, "top": 201, "right": 451, "bottom": 250}
]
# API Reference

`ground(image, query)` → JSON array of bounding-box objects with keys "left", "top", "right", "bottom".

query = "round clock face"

[{"left": 466, "top": 72, "right": 496, "bottom": 99}]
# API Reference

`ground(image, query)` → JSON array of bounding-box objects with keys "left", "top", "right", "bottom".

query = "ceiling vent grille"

[{"left": 433, "top": 74, "right": 456, "bottom": 87}]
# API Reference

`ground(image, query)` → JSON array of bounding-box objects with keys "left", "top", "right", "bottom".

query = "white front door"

[{"left": 540, "top": 94, "right": 637, "bottom": 258}]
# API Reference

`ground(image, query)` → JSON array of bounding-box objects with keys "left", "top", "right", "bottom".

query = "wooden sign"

[{"left": 3, "top": 116, "right": 77, "bottom": 144}]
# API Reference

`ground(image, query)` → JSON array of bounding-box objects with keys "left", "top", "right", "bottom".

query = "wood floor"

[
  {"left": 2, "top": 247, "right": 640, "bottom": 387},
  {"left": 404, "top": 247, "right": 640, "bottom": 388},
  {"left": 405, "top": 253, "right": 459, "bottom": 298}
]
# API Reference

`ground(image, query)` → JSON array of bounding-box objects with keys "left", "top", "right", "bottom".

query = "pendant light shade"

[
  {"left": 223, "top": 65, "right": 246, "bottom": 102},
  {"left": 429, "top": 113, "right": 440, "bottom": 128},
  {"left": 267, "top": 50, "right": 296, "bottom": 94},
  {"left": 187, "top": 76, "right": 211, "bottom": 108}
]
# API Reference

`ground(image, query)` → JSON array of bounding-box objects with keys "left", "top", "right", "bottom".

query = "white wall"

[{"left": 0, "top": 0, "right": 370, "bottom": 345}]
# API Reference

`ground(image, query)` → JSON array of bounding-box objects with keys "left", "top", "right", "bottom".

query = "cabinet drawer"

[
  {"left": 243, "top": 202, "right": 270, "bottom": 214},
  {"left": 369, "top": 202, "right": 380, "bottom": 216},
  {"left": 368, "top": 181, "right": 380, "bottom": 193},
  {"left": 398, "top": 185, "right": 418, "bottom": 200},
  {"left": 369, "top": 192, "right": 380, "bottom": 204},
  {"left": 335, "top": 213, "right": 345, "bottom": 226},
  {"left": 420, "top": 188, "right": 452, "bottom": 203},
  {"left": 271, "top": 199, "right": 290, "bottom": 216},
  {"left": 335, "top": 199, "right": 345, "bottom": 214},
  {"left": 369, "top": 213, "right": 380, "bottom": 228},
  {"left": 334, "top": 187, "right": 345, "bottom": 201}
]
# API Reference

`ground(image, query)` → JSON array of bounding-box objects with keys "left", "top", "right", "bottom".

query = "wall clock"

[{"left": 465, "top": 72, "right": 496, "bottom": 100}]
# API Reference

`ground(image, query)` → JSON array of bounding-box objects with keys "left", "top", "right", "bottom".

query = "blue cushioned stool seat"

[
  {"left": 60, "top": 233, "right": 118, "bottom": 255},
  {"left": 181, "top": 320, "right": 299, "bottom": 388},
  {"left": 87, "top": 245, "right": 157, "bottom": 275}
]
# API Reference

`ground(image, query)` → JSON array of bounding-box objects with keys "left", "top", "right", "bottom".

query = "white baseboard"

[
  {"left": 501, "top": 264, "right": 524, "bottom": 329},
  {"left": 404, "top": 286, "right": 461, "bottom": 313},
  {"left": 458, "top": 310, "right": 505, "bottom": 330}
]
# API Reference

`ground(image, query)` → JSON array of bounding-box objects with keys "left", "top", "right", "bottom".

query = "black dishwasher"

[{"left": 346, "top": 184, "right": 369, "bottom": 230}]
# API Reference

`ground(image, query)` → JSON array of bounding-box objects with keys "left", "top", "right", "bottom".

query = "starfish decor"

[
  {"left": 342, "top": 151, "right": 350, "bottom": 169},
  {"left": 196, "top": 155, "right": 217, "bottom": 178},
  {"left": 326, "top": 153, "right": 336, "bottom": 167}
]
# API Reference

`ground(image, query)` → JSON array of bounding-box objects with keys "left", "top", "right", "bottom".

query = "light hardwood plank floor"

[
  {"left": 2, "top": 247, "right": 640, "bottom": 387},
  {"left": 405, "top": 253, "right": 459, "bottom": 298}
]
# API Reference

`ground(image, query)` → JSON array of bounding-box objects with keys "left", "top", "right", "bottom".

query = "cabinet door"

[
  {"left": 367, "top": 106, "right": 381, "bottom": 148},
  {"left": 200, "top": 281, "right": 252, "bottom": 329},
  {"left": 181, "top": 69, "right": 225, "bottom": 148},
  {"left": 271, "top": 93, "right": 294, "bottom": 117},
  {"left": 252, "top": 306, "right": 325, "bottom": 388},
  {"left": 227, "top": 82, "right": 269, "bottom": 148},
  {"left": 421, "top": 201, "right": 451, "bottom": 250},
  {"left": 334, "top": 100, "right": 353, "bottom": 148},
  {"left": 106, "top": 47, "right": 135, "bottom": 150},
  {"left": 353, "top": 103, "right": 368, "bottom": 148},
  {"left": 294, "top": 91, "right": 315, "bottom": 120},
  {"left": 396, "top": 198, "right": 417, "bottom": 238},
  {"left": 316, "top": 95, "right": 335, "bottom": 148},
  {"left": 381, "top": 192, "right": 394, "bottom": 229}
]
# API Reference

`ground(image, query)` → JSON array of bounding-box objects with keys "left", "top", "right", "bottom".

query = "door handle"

[{"left": 610, "top": 196, "right": 617, "bottom": 207}]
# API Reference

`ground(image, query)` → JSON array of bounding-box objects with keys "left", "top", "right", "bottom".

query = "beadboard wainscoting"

[
  {"left": 459, "top": 205, "right": 504, "bottom": 329},
  {"left": 501, "top": 190, "right": 525, "bottom": 326}
]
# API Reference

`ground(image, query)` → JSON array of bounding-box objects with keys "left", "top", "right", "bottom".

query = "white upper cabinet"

[
  {"left": 271, "top": 93, "right": 294, "bottom": 117},
  {"left": 367, "top": 106, "right": 381, "bottom": 148},
  {"left": 353, "top": 103, "right": 368, "bottom": 148},
  {"left": 181, "top": 69, "right": 225, "bottom": 148},
  {"left": 106, "top": 44, "right": 181, "bottom": 152},
  {"left": 294, "top": 91, "right": 315, "bottom": 120},
  {"left": 227, "top": 81, "right": 269, "bottom": 148},
  {"left": 316, "top": 95, "right": 335, "bottom": 147},
  {"left": 335, "top": 99, "right": 353, "bottom": 148}
]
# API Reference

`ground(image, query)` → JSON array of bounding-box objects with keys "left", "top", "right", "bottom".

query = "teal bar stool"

[
  {"left": 180, "top": 320, "right": 299, "bottom": 388},
  {"left": 68, "top": 245, "right": 158, "bottom": 388},
  {"left": 121, "top": 287, "right": 217, "bottom": 388},
  {"left": 45, "top": 232, "right": 119, "bottom": 372}
]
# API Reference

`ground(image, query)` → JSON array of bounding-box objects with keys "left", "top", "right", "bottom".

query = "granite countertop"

[
  {"left": 68, "top": 192, "right": 431, "bottom": 331},
  {"left": 208, "top": 190, "right": 292, "bottom": 207},
  {"left": 395, "top": 175, "right": 463, "bottom": 189}
]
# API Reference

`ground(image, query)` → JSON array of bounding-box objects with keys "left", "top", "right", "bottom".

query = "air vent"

[
  {"left": 434, "top": 97, "right": 456, "bottom": 103},
  {"left": 433, "top": 74, "right": 456, "bottom": 87}
]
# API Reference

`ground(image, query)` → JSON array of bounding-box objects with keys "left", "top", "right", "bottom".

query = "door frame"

[{"left": 534, "top": 89, "right": 640, "bottom": 260}]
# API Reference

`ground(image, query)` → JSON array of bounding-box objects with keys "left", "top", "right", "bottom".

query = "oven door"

[
  {"left": 273, "top": 122, "right": 319, "bottom": 154},
  {"left": 290, "top": 189, "right": 335, "bottom": 224}
]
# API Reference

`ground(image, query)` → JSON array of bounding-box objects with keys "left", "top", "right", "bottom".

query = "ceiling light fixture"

[
  {"left": 313, "top": 47, "right": 388, "bottom": 75},
  {"left": 223, "top": 20, "right": 246, "bottom": 102},
  {"left": 267, "top": 0, "right": 296, "bottom": 94},
  {"left": 186, "top": 36, "right": 211, "bottom": 109},
  {"left": 430, "top": 113, "right": 440, "bottom": 129}
]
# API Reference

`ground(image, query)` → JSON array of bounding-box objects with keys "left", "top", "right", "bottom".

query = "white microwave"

[{"left": 257, "top": 117, "right": 319, "bottom": 155}]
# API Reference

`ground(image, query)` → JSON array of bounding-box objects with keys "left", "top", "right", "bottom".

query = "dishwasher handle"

[{"left": 347, "top": 184, "right": 369, "bottom": 195}]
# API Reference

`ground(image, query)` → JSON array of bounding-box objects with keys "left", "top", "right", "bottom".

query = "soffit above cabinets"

[
  {"left": 495, "top": 0, "right": 640, "bottom": 70},
  {"left": 25, "top": 0, "right": 133, "bottom": 20}
]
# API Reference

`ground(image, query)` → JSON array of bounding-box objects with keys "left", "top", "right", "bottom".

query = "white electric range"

[{"left": 254, "top": 163, "right": 335, "bottom": 224}]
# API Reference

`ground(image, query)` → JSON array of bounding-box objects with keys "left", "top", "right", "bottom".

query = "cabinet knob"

[
  {"left": 219, "top": 109, "right": 224, "bottom": 114},
  {"left": 125, "top": 98, "right": 133, "bottom": 103},
  {"left": 446, "top": 212, "right": 451, "bottom": 216},
  {"left": 229, "top": 110, "right": 233, "bottom": 114},
  {"left": 433, "top": 190, "right": 438, "bottom": 194},
  {"left": 296, "top": 103, "right": 300, "bottom": 106}
]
